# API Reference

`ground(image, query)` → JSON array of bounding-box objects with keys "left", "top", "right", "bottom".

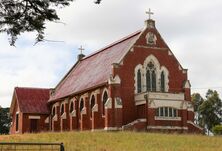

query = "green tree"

[
  {"left": 0, "top": 0, "right": 102, "bottom": 46},
  {"left": 0, "top": 107, "right": 11, "bottom": 134},
  {"left": 191, "top": 93, "right": 204, "bottom": 126},
  {"left": 198, "top": 90, "right": 222, "bottom": 135}
]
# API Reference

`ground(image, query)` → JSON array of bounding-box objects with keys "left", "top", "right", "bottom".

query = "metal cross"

[
  {"left": 78, "top": 45, "right": 84, "bottom": 54},
  {"left": 146, "top": 8, "right": 154, "bottom": 20}
]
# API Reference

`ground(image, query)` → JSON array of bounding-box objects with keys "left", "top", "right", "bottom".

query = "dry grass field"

[{"left": 0, "top": 131, "right": 222, "bottom": 151}]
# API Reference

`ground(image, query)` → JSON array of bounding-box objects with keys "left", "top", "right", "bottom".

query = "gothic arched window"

[
  {"left": 137, "top": 69, "right": 142, "bottom": 93},
  {"left": 102, "top": 91, "right": 108, "bottom": 116},
  {"left": 52, "top": 106, "right": 56, "bottom": 117},
  {"left": 80, "top": 99, "right": 84, "bottom": 112},
  {"left": 61, "top": 104, "right": 64, "bottom": 115},
  {"left": 146, "top": 62, "right": 156, "bottom": 92},
  {"left": 90, "top": 95, "right": 95, "bottom": 118},
  {"left": 70, "top": 101, "right": 74, "bottom": 113},
  {"left": 161, "top": 71, "right": 165, "bottom": 92}
]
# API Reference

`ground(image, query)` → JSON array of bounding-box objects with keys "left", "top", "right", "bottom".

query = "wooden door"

[{"left": 30, "top": 119, "right": 38, "bottom": 133}]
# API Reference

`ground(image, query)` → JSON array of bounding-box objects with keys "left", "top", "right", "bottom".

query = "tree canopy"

[
  {"left": 192, "top": 90, "right": 222, "bottom": 135},
  {"left": 0, "top": 0, "right": 102, "bottom": 46},
  {"left": 0, "top": 107, "right": 11, "bottom": 134}
]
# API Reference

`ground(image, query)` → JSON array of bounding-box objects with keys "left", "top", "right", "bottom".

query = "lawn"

[{"left": 0, "top": 131, "right": 222, "bottom": 151}]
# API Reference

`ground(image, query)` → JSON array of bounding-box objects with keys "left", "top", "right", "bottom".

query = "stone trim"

[
  {"left": 70, "top": 110, "right": 76, "bottom": 117},
  {"left": 122, "top": 118, "right": 147, "bottom": 129},
  {"left": 81, "top": 107, "right": 86, "bottom": 115},
  {"left": 105, "top": 98, "right": 112, "bottom": 109},
  {"left": 61, "top": 112, "right": 67, "bottom": 119},
  {"left": 52, "top": 115, "right": 58, "bottom": 121},
  {"left": 187, "top": 121, "right": 203, "bottom": 130},
  {"left": 104, "top": 127, "right": 122, "bottom": 131},
  {"left": 147, "top": 126, "right": 188, "bottom": 130},
  {"left": 45, "top": 117, "right": 49, "bottom": 123},
  {"left": 108, "top": 74, "right": 121, "bottom": 85},
  {"left": 92, "top": 104, "right": 98, "bottom": 112},
  {"left": 154, "top": 116, "right": 181, "bottom": 121},
  {"left": 28, "top": 116, "right": 40, "bottom": 119}
]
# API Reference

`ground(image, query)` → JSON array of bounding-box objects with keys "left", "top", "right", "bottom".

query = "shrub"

[{"left": 212, "top": 125, "right": 222, "bottom": 135}]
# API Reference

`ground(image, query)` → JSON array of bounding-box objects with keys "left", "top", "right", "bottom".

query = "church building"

[{"left": 10, "top": 14, "right": 203, "bottom": 134}]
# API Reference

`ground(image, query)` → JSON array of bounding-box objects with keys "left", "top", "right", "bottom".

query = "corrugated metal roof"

[
  {"left": 49, "top": 31, "right": 141, "bottom": 102},
  {"left": 15, "top": 87, "right": 50, "bottom": 114}
]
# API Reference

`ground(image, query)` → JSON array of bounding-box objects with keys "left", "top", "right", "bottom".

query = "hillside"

[{"left": 0, "top": 131, "right": 222, "bottom": 151}]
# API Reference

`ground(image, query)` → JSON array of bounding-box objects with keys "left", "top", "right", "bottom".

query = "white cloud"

[{"left": 1, "top": 0, "right": 222, "bottom": 106}]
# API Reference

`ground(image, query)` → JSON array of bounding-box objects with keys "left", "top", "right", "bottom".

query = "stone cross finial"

[
  {"left": 78, "top": 45, "right": 84, "bottom": 54},
  {"left": 146, "top": 8, "right": 154, "bottom": 20}
]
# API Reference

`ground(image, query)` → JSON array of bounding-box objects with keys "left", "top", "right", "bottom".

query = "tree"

[
  {"left": 0, "top": 107, "right": 11, "bottom": 134},
  {"left": 0, "top": 0, "right": 102, "bottom": 46},
  {"left": 191, "top": 93, "right": 204, "bottom": 125},
  {"left": 212, "top": 125, "right": 222, "bottom": 135},
  {"left": 198, "top": 90, "right": 222, "bottom": 135}
]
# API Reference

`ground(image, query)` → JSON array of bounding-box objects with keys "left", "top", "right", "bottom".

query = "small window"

[
  {"left": 70, "top": 101, "right": 74, "bottom": 113},
  {"left": 80, "top": 99, "right": 84, "bottom": 112},
  {"left": 52, "top": 107, "right": 56, "bottom": 117},
  {"left": 16, "top": 113, "right": 19, "bottom": 131},
  {"left": 102, "top": 91, "right": 108, "bottom": 116},
  {"left": 61, "top": 104, "right": 64, "bottom": 115},
  {"left": 165, "top": 107, "right": 168, "bottom": 116},
  {"left": 90, "top": 95, "right": 96, "bottom": 118},
  {"left": 169, "top": 108, "right": 172, "bottom": 117},
  {"left": 160, "top": 107, "right": 164, "bottom": 116},
  {"left": 161, "top": 71, "right": 165, "bottom": 92},
  {"left": 91, "top": 95, "right": 95, "bottom": 109},
  {"left": 137, "top": 69, "right": 142, "bottom": 93},
  {"left": 173, "top": 108, "right": 177, "bottom": 117}
]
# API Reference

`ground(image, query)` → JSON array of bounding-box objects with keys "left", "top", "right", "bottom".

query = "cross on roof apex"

[
  {"left": 146, "top": 8, "right": 154, "bottom": 20},
  {"left": 78, "top": 45, "right": 84, "bottom": 54}
]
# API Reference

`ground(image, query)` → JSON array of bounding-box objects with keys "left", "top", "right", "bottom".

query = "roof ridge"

[
  {"left": 15, "top": 87, "right": 51, "bottom": 90},
  {"left": 82, "top": 30, "right": 141, "bottom": 60}
]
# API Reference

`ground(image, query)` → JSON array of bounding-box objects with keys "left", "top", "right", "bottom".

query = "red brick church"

[{"left": 10, "top": 15, "right": 203, "bottom": 134}]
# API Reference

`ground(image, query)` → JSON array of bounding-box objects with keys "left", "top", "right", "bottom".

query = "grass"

[{"left": 0, "top": 131, "right": 222, "bottom": 151}]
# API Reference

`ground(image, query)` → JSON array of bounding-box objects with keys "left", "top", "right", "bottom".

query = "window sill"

[{"left": 155, "top": 116, "right": 181, "bottom": 121}]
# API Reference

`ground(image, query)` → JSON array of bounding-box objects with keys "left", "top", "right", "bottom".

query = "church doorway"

[{"left": 30, "top": 119, "right": 38, "bottom": 133}]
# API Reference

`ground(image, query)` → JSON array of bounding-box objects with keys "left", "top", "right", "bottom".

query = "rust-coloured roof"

[
  {"left": 15, "top": 87, "right": 50, "bottom": 114},
  {"left": 49, "top": 31, "right": 141, "bottom": 102}
]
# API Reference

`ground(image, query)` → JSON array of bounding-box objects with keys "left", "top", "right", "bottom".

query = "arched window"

[
  {"left": 80, "top": 99, "right": 84, "bottom": 112},
  {"left": 90, "top": 95, "right": 95, "bottom": 118},
  {"left": 151, "top": 70, "right": 156, "bottom": 91},
  {"left": 102, "top": 91, "right": 108, "bottom": 116},
  {"left": 52, "top": 106, "right": 56, "bottom": 117},
  {"left": 91, "top": 95, "right": 95, "bottom": 109},
  {"left": 70, "top": 101, "right": 74, "bottom": 113},
  {"left": 161, "top": 71, "right": 165, "bottom": 92},
  {"left": 137, "top": 69, "right": 142, "bottom": 93},
  {"left": 146, "top": 62, "right": 156, "bottom": 92},
  {"left": 61, "top": 104, "right": 64, "bottom": 115}
]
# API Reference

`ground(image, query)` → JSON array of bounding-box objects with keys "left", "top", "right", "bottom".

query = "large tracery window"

[
  {"left": 102, "top": 91, "right": 108, "bottom": 116},
  {"left": 137, "top": 69, "right": 142, "bottom": 93},
  {"left": 146, "top": 62, "right": 156, "bottom": 92}
]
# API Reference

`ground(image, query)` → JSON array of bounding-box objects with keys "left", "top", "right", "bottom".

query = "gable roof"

[
  {"left": 49, "top": 31, "right": 141, "bottom": 102},
  {"left": 10, "top": 87, "right": 50, "bottom": 114}
]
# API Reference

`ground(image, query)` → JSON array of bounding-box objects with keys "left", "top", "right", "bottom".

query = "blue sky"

[{"left": 1, "top": 0, "right": 222, "bottom": 107}]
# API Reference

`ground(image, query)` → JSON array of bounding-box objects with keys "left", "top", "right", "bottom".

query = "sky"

[{"left": 1, "top": 0, "right": 222, "bottom": 107}]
